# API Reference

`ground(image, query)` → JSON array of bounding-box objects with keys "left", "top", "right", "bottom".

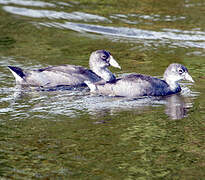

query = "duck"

[
  {"left": 8, "top": 50, "right": 121, "bottom": 89},
  {"left": 85, "top": 63, "right": 194, "bottom": 97}
]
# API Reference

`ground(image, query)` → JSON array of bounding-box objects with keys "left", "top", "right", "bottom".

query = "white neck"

[
  {"left": 92, "top": 67, "right": 115, "bottom": 82},
  {"left": 164, "top": 77, "right": 179, "bottom": 91}
]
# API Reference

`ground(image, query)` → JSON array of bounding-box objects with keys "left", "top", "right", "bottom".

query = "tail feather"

[{"left": 8, "top": 66, "right": 25, "bottom": 82}]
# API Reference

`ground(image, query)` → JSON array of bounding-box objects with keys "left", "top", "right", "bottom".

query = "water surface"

[{"left": 0, "top": 0, "right": 204, "bottom": 179}]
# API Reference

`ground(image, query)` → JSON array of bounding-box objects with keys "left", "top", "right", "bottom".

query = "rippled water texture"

[{"left": 0, "top": 0, "right": 204, "bottom": 179}]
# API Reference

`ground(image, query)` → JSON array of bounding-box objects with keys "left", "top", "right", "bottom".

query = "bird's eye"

[
  {"left": 178, "top": 69, "right": 183, "bottom": 74},
  {"left": 101, "top": 55, "right": 107, "bottom": 60}
]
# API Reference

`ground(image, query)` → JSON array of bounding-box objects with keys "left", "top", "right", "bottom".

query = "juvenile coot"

[
  {"left": 8, "top": 50, "right": 121, "bottom": 88},
  {"left": 85, "top": 63, "right": 194, "bottom": 97}
]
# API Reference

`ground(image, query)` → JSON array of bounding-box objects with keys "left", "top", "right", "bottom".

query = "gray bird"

[
  {"left": 8, "top": 50, "right": 121, "bottom": 89},
  {"left": 85, "top": 63, "right": 194, "bottom": 97}
]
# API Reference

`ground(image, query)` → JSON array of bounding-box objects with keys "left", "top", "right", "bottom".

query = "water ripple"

[
  {"left": 111, "top": 13, "right": 186, "bottom": 23},
  {"left": 2, "top": 3, "right": 205, "bottom": 49},
  {"left": 3, "top": 6, "right": 110, "bottom": 22},
  {"left": 39, "top": 21, "right": 205, "bottom": 48},
  {"left": 0, "top": 0, "right": 55, "bottom": 7}
]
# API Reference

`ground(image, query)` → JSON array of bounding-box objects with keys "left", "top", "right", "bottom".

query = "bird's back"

[
  {"left": 96, "top": 74, "right": 177, "bottom": 97},
  {"left": 9, "top": 65, "right": 102, "bottom": 88}
]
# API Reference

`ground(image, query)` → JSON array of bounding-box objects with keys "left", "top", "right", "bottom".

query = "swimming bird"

[
  {"left": 8, "top": 50, "right": 121, "bottom": 89},
  {"left": 85, "top": 63, "right": 194, "bottom": 97}
]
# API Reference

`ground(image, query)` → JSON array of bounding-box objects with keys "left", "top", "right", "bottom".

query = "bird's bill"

[
  {"left": 184, "top": 72, "right": 194, "bottom": 83},
  {"left": 109, "top": 56, "right": 121, "bottom": 69}
]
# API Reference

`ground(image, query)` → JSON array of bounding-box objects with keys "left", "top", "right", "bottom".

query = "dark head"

[
  {"left": 163, "top": 63, "right": 194, "bottom": 86},
  {"left": 89, "top": 50, "right": 121, "bottom": 71}
]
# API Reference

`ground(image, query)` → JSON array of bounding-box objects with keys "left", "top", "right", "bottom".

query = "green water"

[{"left": 0, "top": 0, "right": 204, "bottom": 179}]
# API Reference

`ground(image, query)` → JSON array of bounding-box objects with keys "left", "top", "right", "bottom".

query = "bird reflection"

[
  {"left": 85, "top": 93, "right": 193, "bottom": 120},
  {"left": 164, "top": 94, "right": 188, "bottom": 120}
]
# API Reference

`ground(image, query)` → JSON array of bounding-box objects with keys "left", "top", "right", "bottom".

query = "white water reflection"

[
  {"left": 38, "top": 21, "right": 205, "bottom": 48},
  {"left": 3, "top": 6, "right": 110, "bottom": 22},
  {"left": 162, "top": 28, "right": 205, "bottom": 35},
  {"left": 45, "top": 22, "right": 205, "bottom": 41},
  {"left": 111, "top": 13, "right": 186, "bottom": 23},
  {"left": 0, "top": 0, "right": 55, "bottom": 7},
  {"left": 185, "top": 0, "right": 205, "bottom": 8}
]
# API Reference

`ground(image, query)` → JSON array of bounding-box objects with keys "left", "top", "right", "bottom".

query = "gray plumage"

[
  {"left": 8, "top": 50, "right": 121, "bottom": 88},
  {"left": 85, "top": 63, "right": 194, "bottom": 97}
]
